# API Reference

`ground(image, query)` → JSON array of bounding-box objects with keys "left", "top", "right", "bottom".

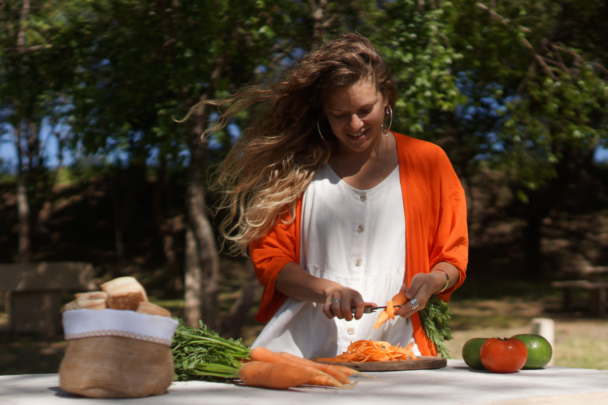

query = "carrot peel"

[
  {"left": 387, "top": 301, "right": 395, "bottom": 320},
  {"left": 373, "top": 291, "right": 408, "bottom": 329}
]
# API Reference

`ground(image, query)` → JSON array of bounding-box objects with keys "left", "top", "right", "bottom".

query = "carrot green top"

[{"left": 249, "top": 132, "right": 468, "bottom": 356}]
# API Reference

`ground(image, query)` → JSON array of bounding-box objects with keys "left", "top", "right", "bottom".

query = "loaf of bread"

[
  {"left": 101, "top": 277, "right": 148, "bottom": 311},
  {"left": 136, "top": 302, "right": 171, "bottom": 318}
]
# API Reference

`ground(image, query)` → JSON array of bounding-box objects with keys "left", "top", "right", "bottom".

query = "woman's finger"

[
  {"left": 395, "top": 297, "right": 426, "bottom": 318},
  {"left": 352, "top": 299, "right": 369, "bottom": 320},
  {"left": 330, "top": 296, "right": 344, "bottom": 319},
  {"left": 395, "top": 274, "right": 435, "bottom": 318},
  {"left": 405, "top": 276, "right": 424, "bottom": 300},
  {"left": 343, "top": 292, "right": 365, "bottom": 321},
  {"left": 323, "top": 295, "right": 339, "bottom": 319},
  {"left": 341, "top": 298, "right": 354, "bottom": 321}
]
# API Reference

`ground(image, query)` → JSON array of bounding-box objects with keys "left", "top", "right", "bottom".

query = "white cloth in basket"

[{"left": 63, "top": 309, "right": 178, "bottom": 346}]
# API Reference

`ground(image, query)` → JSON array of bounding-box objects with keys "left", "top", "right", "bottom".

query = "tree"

[
  {"left": 56, "top": 0, "right": 323, "bottom": 334},
  {"left": 0, "top": 0, "right": 76, "bottom": 263},
  {"left": 430, "top": 0, "right": 608, "bottom": 276}
]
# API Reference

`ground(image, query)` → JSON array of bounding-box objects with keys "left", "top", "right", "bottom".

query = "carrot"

[
  {"left": 373, "top": 291, "right": 408, "bottom": 329},
  {"left": 277, "top": 352, "right": 350, "bottom": 384},
  {"left": 238, "top": 361, "right": 319, "bottom": 390},
  {"left": 329, "top": 364, "right": 366, "bottom": 377},
  {"left": 306, "top": 370, "right": 353, "bottom": 388},
  {"left": 251, "top": 347, "right": 289, "bottom": 363},
  {"left": 387, "top": 300, "right": 395, "bottom": 320},
  {"left": 252, "top": 348, "right": 352, "bottom": 386}
]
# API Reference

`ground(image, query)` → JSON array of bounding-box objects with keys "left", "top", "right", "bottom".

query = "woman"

[{"left": 201, "top": 33, "right": 468, "bottom": 358}]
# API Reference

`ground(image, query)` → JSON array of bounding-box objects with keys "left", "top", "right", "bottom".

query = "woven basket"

[{"left": 59, "top": 335, "right": 173, "bottom": 398}]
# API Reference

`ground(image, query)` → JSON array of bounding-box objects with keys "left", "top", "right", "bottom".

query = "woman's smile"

[{"left": 346, "top": 128, "right": 369, "bottom": 140}]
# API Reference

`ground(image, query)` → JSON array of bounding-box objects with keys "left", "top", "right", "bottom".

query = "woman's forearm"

[
  {"left": 430, "top": 261, "right": 460, "bottom": 293},
  {"left": 275, "top": 262, "right": 370, "bottom": 321},
  {"left": 275, "top": 262, "right": 341, "bottom": 303}
]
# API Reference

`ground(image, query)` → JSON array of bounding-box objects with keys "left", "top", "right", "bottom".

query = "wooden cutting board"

[{"left": 313, "top": 356, "right": 447, "bottom": 372}]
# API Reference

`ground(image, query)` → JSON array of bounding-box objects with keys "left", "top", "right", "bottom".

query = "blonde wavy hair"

[{"left": 188, "top": 33, "right": 397, "bottom": 256}]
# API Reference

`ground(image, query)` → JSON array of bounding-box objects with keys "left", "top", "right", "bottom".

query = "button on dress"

[{"left": 251, "top": 163, "right": 420, "bottom": 359}]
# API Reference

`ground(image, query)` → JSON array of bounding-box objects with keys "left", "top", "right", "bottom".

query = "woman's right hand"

[
  {"left": 275, "top": 262, "right": 375, "bottom": 321},
  {"left": 322, "top": 285, "right": 375, "bottom": 321}
]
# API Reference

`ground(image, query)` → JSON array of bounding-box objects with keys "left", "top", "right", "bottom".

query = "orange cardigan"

[{"left": 250, "top": 132, "right": 469, "bottom": 356}]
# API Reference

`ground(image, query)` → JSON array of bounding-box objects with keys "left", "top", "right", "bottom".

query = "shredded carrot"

[{"left": 315, "top": 340, "right": 418, "bottom": 363}]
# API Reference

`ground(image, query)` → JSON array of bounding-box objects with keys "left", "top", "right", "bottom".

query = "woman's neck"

[{"left": 329, "top": 132, "right": 398, "bottom": 189}]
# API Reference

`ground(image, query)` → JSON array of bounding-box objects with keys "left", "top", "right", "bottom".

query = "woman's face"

[{"left": 322, "top": 78, "right": 388, "bottom": 155}]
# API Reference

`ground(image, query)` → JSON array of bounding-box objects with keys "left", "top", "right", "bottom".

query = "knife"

[{"left": 352, "top": 305, "right": 405, "bottom": 314}]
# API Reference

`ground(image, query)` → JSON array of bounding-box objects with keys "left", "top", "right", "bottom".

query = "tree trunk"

[
  {"left": 310, "top": 0, "right": 337, "bottom": 50},
  {"left": 181, "top": 53, "right": 229, "bottom": 332},
  {"left": 110, "top": 181, "right": 126, "bottom": 275},
  {"left": 17, "top": 0, "right": 30, "bottom": 51},
  {"left": 180, "top": 51, "right": 230, "bottom": 333},
  {"left": 184, "top": 227, "right": 202, "bottom": 326},
  {"left": 15, "top": 124, "right": 31, "bottom": 263},
  {"left": 523, "top": 211, "right": 543, "bottom": 279},
  {"left": 522, "top": 145, "right": 575, "bottom": 278},
  {"left": 152, "top": 160, "right": 182, "bottom": 294},
  {"left": 222, "top": 259, "right": 262, "bottom": 339},
  {"left": 185, "top": 121, "right": 221, "bottom": 331}
]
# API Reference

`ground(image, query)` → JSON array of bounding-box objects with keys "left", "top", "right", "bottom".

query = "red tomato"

[{"left": 480, "top": 337, "right": 528, "bottom": 373}]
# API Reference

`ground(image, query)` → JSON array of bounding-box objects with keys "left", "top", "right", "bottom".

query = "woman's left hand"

[
  {"left": 394, "top": 262, "right": 459, "bottom": 319},
  {"left": 393, "top": 273, "right": 443, "bottom": 319}
]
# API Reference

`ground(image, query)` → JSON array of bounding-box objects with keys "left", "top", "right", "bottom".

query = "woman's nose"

[{"left": 348, "top": 114, "right": 364, "bottom": 131}]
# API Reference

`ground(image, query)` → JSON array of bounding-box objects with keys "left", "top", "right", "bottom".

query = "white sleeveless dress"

[{"left": 251, "top": 163, "right": 420, "bottom": 359}]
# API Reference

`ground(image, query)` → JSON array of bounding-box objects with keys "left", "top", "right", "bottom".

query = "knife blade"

[{"left": 352, "top": 305, "right": 406, "bottom": 314}]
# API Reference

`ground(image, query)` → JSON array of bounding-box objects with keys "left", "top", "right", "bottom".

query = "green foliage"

[
  {"left": 171, "top": 319, "right": 251, "bottom": 382},
  {"left": 449, "top": 0, "right": 608, "bottom": 197},
  {"left": 419, "top": 296, "right": 453, "bottom": 359},
  {"left": 365, "top": 0, "right": 466, "bottom": 134}
]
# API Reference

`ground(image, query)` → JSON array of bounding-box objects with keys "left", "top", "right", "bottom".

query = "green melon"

[
  {"left": 511, "top": 334, "right": 553, "bottom": 369},
  {"left": 462, "top": 338, "right": 487, "bottom": 370}
]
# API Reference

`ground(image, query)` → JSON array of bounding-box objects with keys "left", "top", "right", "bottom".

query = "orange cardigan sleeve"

[
  {"left": 249, "top": 199, "right": 302, "bottom": 323},
  {"left": 397, "top": 133, "right": 468, "bottom": 356},
  {"left": 429, "top": 147, "right": 469, "bottom": 299}
]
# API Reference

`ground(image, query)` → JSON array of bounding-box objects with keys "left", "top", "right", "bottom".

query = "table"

[{"left": 1, "top": 360, "right": 608, "bottom": 405}]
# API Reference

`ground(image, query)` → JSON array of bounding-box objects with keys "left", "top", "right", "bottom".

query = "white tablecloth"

[{"left": 1, "top": 360, "right": 607, "bottom": 405}]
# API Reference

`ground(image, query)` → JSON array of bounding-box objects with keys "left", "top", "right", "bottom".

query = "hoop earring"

[
  {"left": 381, "top": 105, "right": 393, "bottom": 136},
  {"left": 317, "top": 117, "right": 328, "bottom": 142}
]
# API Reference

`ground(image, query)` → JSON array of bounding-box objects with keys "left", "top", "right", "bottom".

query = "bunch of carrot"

[
  {"left": 239, "top": 347, "right": 362, "bottom": 390},
  {"left": 315, "top": 340, "right": 418, "bottom": 363}
]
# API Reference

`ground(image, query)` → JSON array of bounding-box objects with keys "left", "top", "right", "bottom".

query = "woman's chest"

[{"left": 300, "top": 164, "right": 406, "bottom": 278}]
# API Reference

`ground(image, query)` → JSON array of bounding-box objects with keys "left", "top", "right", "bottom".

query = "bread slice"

[
  {"left": 75, "top": 292, "right": 108, "bottom": 301},
  {"left": 61, "top": 300, "right": 81, "bottom": 313},
  {"left": 76, "top": 298, "right": 107, "bottom": 310},
  {"left": 136, "top": 302, "right": 171, "bottom": 318},
  {"left": 101, "top": 277, "right": 148, "bottom": 311}
]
